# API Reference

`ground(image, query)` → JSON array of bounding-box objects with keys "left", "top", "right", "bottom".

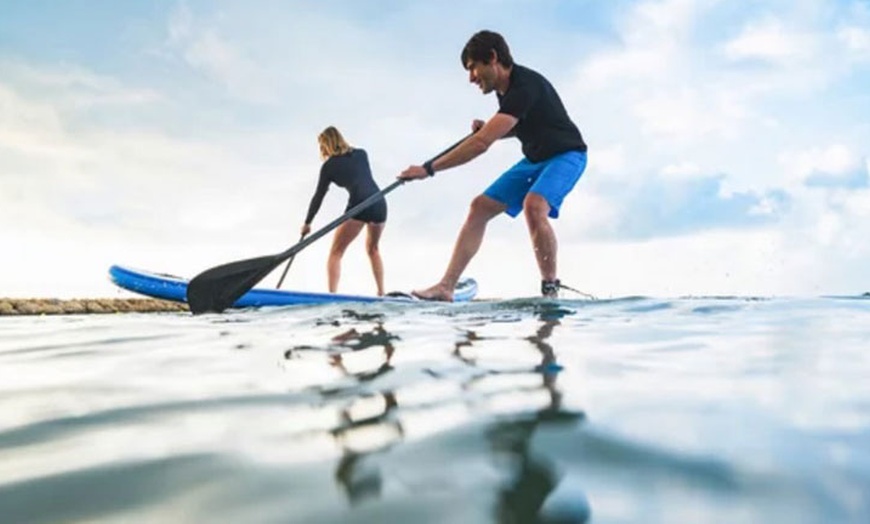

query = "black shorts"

[{"left": 349, "top": 196, "right": 387, "bottom": 224}]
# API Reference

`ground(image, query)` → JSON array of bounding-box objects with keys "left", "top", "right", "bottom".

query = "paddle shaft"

[{"left": 275, "top": 234, "right": 305, "bottom": 289}]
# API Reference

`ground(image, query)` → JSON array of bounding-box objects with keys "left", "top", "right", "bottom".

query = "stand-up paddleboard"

[{"left": 109, "top": 265, "right": 477, "bottom": 308}]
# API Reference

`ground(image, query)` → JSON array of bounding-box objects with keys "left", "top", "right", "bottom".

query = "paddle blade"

[{"left": 186, "top": 253, "right": 286, "bottom": 314}]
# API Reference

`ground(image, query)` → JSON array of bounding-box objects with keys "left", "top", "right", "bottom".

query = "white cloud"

[
  {"left": 0, "top": 67, "right": 270, "bottom": 245},
  {"left": 578, "top": 0, "right": 698, "bottom": 90},
  {"left": 184, "top": 30, "right": 271, "bottom": 100},
  {"left": 632, "top": 87, "right": 750, "bottom": 142},
  {"left": 164, "top": 3, "right": 276, "bottom": 103},
  {"left": 625, "top": 0, "right": 702, "bottom": 47},
  {"left": 0, "top": 59, "right": 161, "bottom": 109},
  {"left": 0, "top": 81, "right": 62, "bottom": 130},
  {"left": 589, "top": 144, "right": 628, "bottom": 177},
  {"left": 581, "top": 49, "right": 666, "bottom": 91},
  {"left": 661, "top": 161, "right": 702, "bottom": 179},
  {"left": 836, "top": 1, "right": 870, "bottom": 60},
  {"left": 723, "top": 19, "right": 815, "bottom": 64},
  {"left": 842, "top": 183, "right": 870, "bottom": 218},
  {"left": 838, "top": 26, "right": 870, "bottom": 59},
  {"left": 778, "top": 144, "right": 863, "bottom": 186}
]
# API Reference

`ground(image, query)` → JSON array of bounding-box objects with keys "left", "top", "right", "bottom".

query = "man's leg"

[
  {"left": 523, "top": 151, "right": 587, "bottom": 296},
  {"left": 523, "top": 193, "right": 557, "bottom": 282},
  {"left": 413, "top": 195, "right": 506, "bottom": 301}
]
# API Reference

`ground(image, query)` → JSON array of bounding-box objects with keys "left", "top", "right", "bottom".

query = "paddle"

[
  {"left": 275, "top": 233, "right": 305, "bottom": 289},
  {"left": 186, "top": 133, "right": 470, "bottom": 314}
]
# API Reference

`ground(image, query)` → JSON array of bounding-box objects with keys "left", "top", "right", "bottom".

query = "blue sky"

[{"left": 2, "top": 0, "right": 869, "bottom": 298}]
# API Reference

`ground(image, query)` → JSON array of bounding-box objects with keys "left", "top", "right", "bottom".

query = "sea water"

[{"left": 0, "top": 296, "right": 868, "bottom": 523}]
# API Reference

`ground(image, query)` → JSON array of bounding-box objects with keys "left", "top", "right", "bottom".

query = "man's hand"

[
  {"left": 300, "top": 223, "right": 311, "bottom": 236},
  {"left": 399, "top": 165, "right": 429, "bottom": 181}
]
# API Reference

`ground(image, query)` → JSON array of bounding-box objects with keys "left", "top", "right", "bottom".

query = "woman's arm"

[{"left": 303, "top": 165, "right": 331, "bottom": 226}]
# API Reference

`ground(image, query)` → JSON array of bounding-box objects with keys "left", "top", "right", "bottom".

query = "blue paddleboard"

[{"left": 108, "top": 265, "right": 477, "bottom": 308}]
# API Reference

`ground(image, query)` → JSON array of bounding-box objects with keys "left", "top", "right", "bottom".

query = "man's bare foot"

[{"left": 411, "top": 282, "right": 454, "bottom": 302}]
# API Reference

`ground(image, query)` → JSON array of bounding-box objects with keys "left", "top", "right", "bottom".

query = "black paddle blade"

[{"left": 186, "top": 253, "right": 285, "bottom": 314}]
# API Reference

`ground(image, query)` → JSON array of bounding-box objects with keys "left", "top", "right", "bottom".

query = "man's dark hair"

[{"left": 461, "top": 30, "right": 514, "bottom": 69}]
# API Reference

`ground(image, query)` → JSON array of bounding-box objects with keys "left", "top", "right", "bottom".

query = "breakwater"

[{"left": 0, "top": 298, "right": 188, "bottom": 315}]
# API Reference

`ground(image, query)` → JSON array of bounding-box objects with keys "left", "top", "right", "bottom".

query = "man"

[{"left": 399, "top": 30, "right": 588, "bottom": 300}]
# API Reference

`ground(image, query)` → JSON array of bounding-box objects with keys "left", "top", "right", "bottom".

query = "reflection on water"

[
  {"left": 486, "top": 304, "right": 590, "bottom": 523},
  {"left": 326, "top": 320, "right": 402, "bottom": 506},
  {"left": 2, "top": 298, "right": 869, "bottom": 523},
  {"left": 293, "top": 303, "right": 592, "bottom": 521}
]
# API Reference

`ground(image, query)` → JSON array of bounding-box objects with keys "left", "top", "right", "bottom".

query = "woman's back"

[{"left": 321, "top": 149, "right": 379, "bottom": 204}]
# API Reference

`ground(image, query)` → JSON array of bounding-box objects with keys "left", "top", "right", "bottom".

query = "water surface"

[{"left": 1, "top": 297, "right": 868, "bottom": 523}]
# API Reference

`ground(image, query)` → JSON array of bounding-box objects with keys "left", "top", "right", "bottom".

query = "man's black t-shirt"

[
  {"left": 305, "top": 148, "right": 386, "bottom": 225},
  {"left": 497, "top": 64, "right": 587, "bottom": 163}
]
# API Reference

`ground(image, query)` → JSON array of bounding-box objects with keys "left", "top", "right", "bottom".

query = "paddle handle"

[{"left": 278, "top": 133, "right": 471, "bottom": 260}]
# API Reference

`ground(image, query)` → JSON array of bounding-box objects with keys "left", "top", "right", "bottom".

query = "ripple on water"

[{"left": 0, "top": 297, "right": 869, "bottom": 522}]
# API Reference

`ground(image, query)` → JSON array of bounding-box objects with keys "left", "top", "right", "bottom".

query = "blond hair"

[{"left": 318, "top": 126, "right": 353, "bottom": 159}]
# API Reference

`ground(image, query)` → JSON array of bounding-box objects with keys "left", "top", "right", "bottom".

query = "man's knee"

[
  {"left": 523, "top": 193, "right": 551, "bottom": 218},
  {"left": 469, "top": 194, "right": 505, "bottom": 219}
]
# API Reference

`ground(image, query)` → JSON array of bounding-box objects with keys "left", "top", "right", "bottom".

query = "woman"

[{"left": 302, "top": 126, "right": 387, "bottom": 296}]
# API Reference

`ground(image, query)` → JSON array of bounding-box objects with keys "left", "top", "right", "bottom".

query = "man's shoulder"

[
  {"left": 513, "top": 64, "right": 545, "bottom": 80},
  {"left": 510, "top": 64, "right": 552, "bottom": 91}
]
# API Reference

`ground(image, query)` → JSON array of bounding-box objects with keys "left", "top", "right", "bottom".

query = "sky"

[{"left": 1, "top": 0, "right": 869, "bottom": 299}]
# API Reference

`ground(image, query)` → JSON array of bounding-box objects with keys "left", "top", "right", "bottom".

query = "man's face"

[{"left": 466, "top": 58, "right": 497, "bottom": 94}]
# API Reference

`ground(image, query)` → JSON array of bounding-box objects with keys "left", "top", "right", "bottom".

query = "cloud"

[
  {"left": 632, "top": 86, "right": 751, "bottom": 142},
  {"left": 838, "top": 26, "right": 870, "bottom": 58},
  {"left": 578, "top": 0, "right": 697, "bottom": 90},
  {"left": 602, "top": 173, "right": 788, "bottom": 240},
  {"left": 0, "top": 58, "right": 161, "bottom": 111},
  {"left": 661, "top": 161, "right": 702, "bottom": 179},
  {"left": 836, "top": 0, "right": 870, "bottom": 62},
  {"left": 723, "top": 19, "right": 815, "bottom": 64},
  {"left": 805, "top": 169, "right": 868, "bottom": 190},
  {"left": 778, "top": 144, "right": 868, "bottom": 189},
  {"left": 0, "top": 64, "right": 259, "bottom": 240},
  {"left": 163, "top": 3, "right": 276, "bottom": 103}
]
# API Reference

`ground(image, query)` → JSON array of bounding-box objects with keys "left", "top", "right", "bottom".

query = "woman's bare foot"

[{"left": 411, "top": 282, "right": 454, "bottom": 302}]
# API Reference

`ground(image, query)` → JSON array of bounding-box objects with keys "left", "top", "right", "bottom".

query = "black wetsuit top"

[
  {"left": 497, "top": 64, "right": 587, "bottom": 163},
  {"left": 304, "top": 149, "right": 387, "bottom": 225}
]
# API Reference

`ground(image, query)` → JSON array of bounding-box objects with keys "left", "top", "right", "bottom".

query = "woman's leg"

[
  {"left": 365, "top": 222, "right": 386, "bottom": 296},
  {"left": 328, "top": 219, "right": 365, "bottom": 292}
]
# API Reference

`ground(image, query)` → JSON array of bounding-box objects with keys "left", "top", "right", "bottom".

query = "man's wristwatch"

[{"left": 423, "top": 160, "right": 435, "bottom": 177}]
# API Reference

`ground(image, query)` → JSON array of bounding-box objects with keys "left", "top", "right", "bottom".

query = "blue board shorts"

[{"left": 483, "top": 150, "right": 587, "bottom": 218}]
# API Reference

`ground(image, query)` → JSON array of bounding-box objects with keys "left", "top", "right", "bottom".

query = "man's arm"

[
  {"left": 399, "top": 113, "right": 518, "bottom": 180},
  {"left": 473, "top": 118, "right": 517, "bottom": 138}
]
